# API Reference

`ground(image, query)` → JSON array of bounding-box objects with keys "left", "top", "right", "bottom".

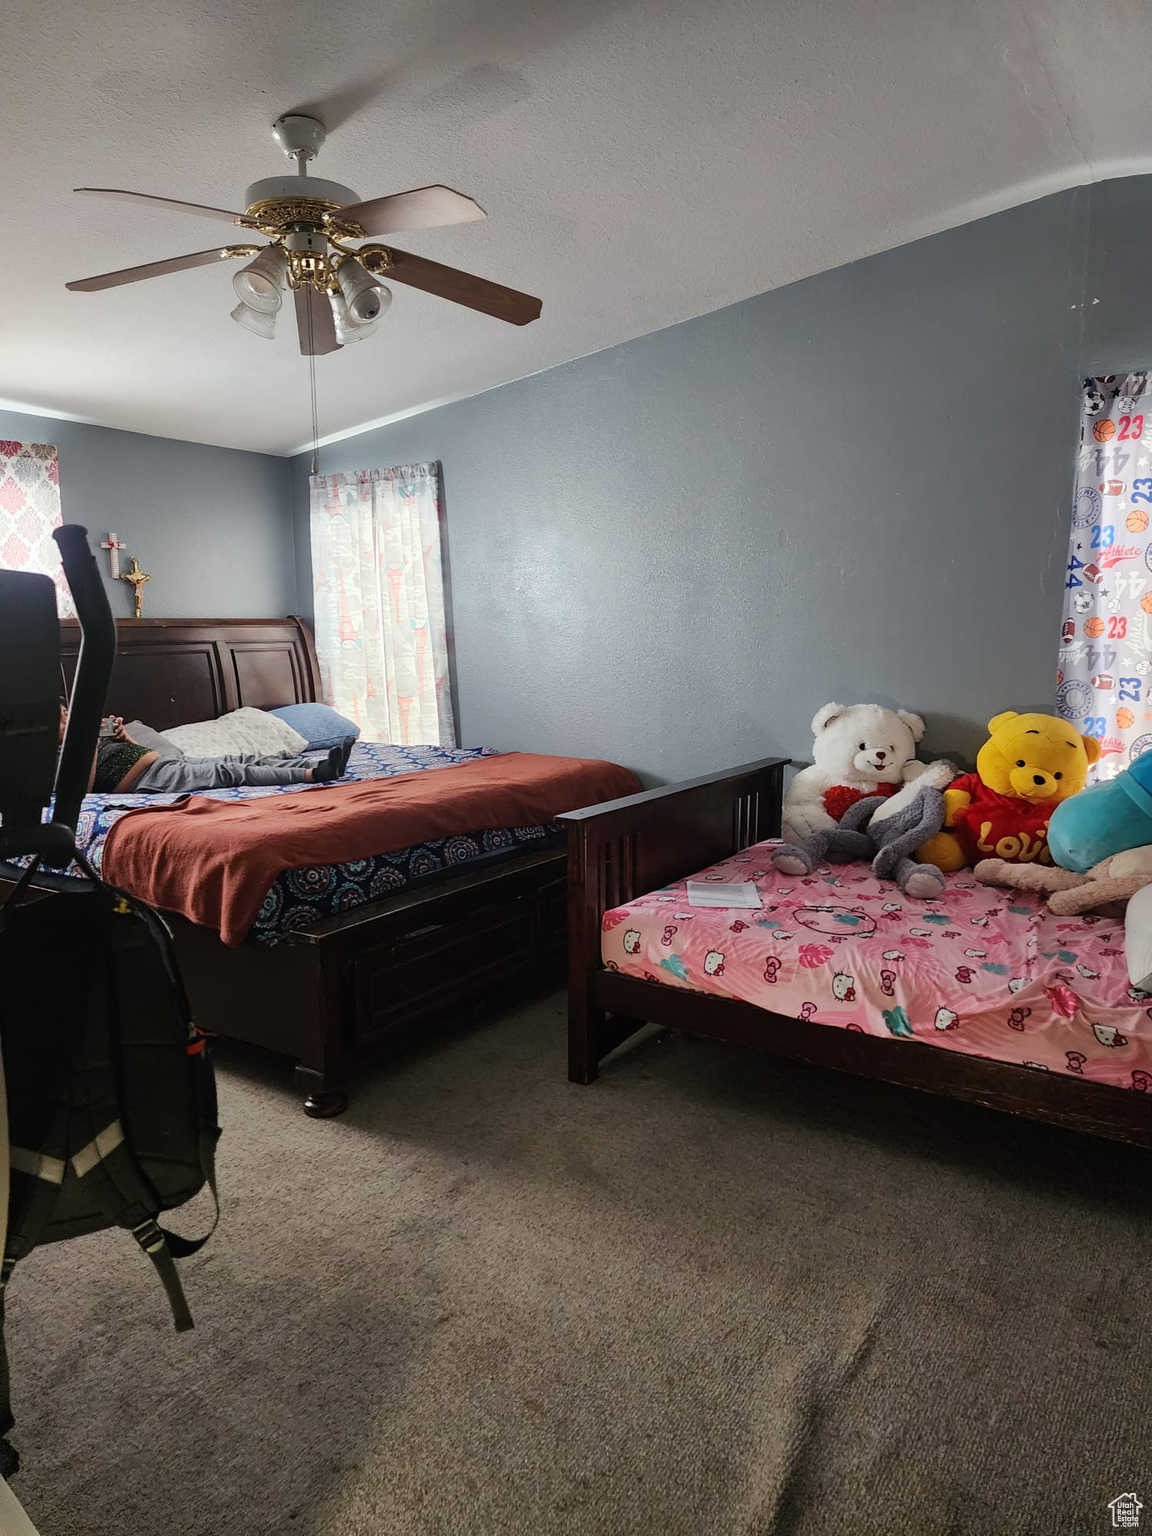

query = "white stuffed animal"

[{"left": 782, "top": 702, "right": 930, "bottom": 844}]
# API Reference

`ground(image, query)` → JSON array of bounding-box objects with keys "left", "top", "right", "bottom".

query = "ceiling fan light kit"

[
  {"left": 336, "top": 255, "right": 388, "bottom": 323},
  {"left": 229, "top": 300, "right": 276, "bottom": 340},
  {"left": 330, "top": 289, "right": 381, "bottom": 345},
  {"left": 65, "top": 112, "right": 543, "bottom": 356},
  {"left": 232, "top": 244, "right": 288, "bottom": 313}
]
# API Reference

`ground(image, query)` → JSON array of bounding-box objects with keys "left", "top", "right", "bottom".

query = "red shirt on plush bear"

[{"left": 946, "top": 772, "right": 1056, "bottom": 865}]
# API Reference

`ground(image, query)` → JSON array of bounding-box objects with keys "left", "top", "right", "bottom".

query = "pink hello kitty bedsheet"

[{"left": 601, "top": 841, "right": 1152, "bottom": 1091}]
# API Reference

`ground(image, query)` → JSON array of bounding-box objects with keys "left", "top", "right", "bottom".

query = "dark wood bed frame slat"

[
  {"left": 55, "top": 618, "right": 567, "bottom": 1117},
  {"left": 559, "top": 759, "right": 1152, "bottom": 1150}
]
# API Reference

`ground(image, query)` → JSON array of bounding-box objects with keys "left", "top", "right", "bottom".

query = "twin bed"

[{"left": 560, "top": 758, "right": 1152, "bottom": 1150}]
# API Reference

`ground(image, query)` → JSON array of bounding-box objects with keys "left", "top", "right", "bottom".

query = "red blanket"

[{"left": 101, "top": 752, "right": 639, "bottom": 945}]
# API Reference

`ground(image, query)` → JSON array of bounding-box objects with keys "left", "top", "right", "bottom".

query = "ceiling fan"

[{"left": 65, "top": 113, "right": 543, "bottom": 354}]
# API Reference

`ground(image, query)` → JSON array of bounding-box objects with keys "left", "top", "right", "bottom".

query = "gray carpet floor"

[{"left": 8, "top": 990, "right": 1152, "bottom": 1535}]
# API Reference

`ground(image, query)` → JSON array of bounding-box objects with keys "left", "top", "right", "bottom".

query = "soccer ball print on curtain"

[
  {"left": 1059, "top": 374, "right": 1152, "bottom": 778},
  {"left": 0, "top": 442, "right": 73, "bottom": 617},
  {"left": 310, "top": 462, "right": 455, "bottom": 747}
]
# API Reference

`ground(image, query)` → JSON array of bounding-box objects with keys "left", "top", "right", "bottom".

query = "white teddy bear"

[{"left": 782, "top": 702, "right": 930, "bottom": 844}]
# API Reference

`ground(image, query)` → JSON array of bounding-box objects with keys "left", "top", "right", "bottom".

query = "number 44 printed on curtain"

[{"left": 1059, "top": 373, "right": 1152, "bottom": 778}]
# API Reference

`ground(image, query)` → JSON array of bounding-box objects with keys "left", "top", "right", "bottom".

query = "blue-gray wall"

[
  {"left": 0, "top": 407, "right": 294, "bottom": 619},
  {"left": 1083, "top": 176, "right": 1152, "bottom": 373},
  {"left": 292, "top": 185, "right": 1098, "bottom": 778}
]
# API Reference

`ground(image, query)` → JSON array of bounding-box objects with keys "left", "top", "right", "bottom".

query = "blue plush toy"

[{"left": 1047, "top": 752, "right": 1152, "bottom": 873}]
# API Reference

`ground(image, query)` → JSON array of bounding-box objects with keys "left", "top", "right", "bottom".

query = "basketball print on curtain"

[
  {"left": 309, "top": 462, "right": 455, "bottom": 748},
  {"left": 1058, "top": 374, "right": 1152, "bottom": 778},
  {"left": 0, "top": 442, "right": 73, "bottom": 617}
]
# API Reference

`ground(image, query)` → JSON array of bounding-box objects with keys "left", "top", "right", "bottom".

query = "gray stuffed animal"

[{"left": 772, "top": 760, "right": 957, "bottom": 899}]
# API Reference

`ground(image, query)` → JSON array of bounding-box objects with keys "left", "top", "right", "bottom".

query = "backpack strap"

[
  {"left": 109, "top": 895, "right": 223, "bottom": 1276},
  {"left": 160, "top": 1119, "right": 221, "bottom": 1262},
  {"left": 126, "top": 1218, "right": 193, "bottom": 1334},
  {"left": 63, "top": 910, "right": 203, "bottom": 1334},
  {"left": 114, "top": 894, "right": 223, "bottom": 1267},
  {"left": 0, "top": 1093, "right": 74, "bottom": 1443},
  {"left": 68, "top": 1116, "right": 201, "bottom": 1334}
]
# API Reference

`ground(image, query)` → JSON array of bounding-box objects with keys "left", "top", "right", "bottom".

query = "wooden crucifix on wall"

[{"left": 120, "top": 556, "right": 151, "bottom": 619}]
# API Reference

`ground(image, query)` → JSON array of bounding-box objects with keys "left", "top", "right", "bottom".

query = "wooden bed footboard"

[{"left": 558, "top": 757, "right": 788, "bottom": 1085}]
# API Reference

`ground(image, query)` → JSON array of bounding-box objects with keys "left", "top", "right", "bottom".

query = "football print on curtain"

[{"left": 1059, "top": 374, "right": 1152, "bottom": 779}]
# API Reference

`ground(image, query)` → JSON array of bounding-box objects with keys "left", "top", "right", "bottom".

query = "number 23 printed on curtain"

[{"left": 1059, "top": 373, "right": 1152, "bottom": 778}]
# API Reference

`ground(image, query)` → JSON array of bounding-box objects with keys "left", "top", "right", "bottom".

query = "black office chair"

[
  {"left": 0, "top": 525, "right": 115, "bottom": 878},
  {"left": 0, "top": 529, "right": 219, "bottom": 1480}
]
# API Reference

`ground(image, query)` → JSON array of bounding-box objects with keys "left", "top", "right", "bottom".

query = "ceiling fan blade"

[
  {"left": 338, "top": 185, "right": 485, "bottom": 237},
  {"left": 295, "top": 286, "right": 340, "bottom": 355},
  {"left": 75, "top": 188, "right": 249, "bottom": 224},
  {"left": 65, "top": 247, "right": 240, "bottom": 292},
  {"left": 383, "top": 247, "right": 541, "bottom": 325}
]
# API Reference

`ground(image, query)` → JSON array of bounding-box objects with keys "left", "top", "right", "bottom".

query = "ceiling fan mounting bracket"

[{"left": 271, "top": 114, "right": 327, "bottom": 165}]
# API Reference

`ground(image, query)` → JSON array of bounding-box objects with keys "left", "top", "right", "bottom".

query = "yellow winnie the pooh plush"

[{"left": 918, "top": 710, "right": 1099, "bottom": 872}]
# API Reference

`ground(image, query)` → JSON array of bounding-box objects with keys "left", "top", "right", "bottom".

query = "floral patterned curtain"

[
  {"left": 0, "top": 441, "right": 72, "bottom": 616},
  {"left": 310, "top": 462, "right": 455, "bottom": 747}
]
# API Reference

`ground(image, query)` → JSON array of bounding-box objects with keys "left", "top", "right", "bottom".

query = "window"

[
  {"left": 1058, "top": 375, "right": 1152, "bottom": 778},
  {"left": 309, "top": 462, "right": 455, "bottom": 746},
  {"left": 0, "top": 441, "right": 72, "bottom": 616}
]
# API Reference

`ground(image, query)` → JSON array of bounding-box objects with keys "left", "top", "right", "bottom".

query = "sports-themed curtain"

[
  {"left": 310, "top": 462, "right": 455, "bottom": 747},
  {"left": 0, "top": 441, "right": 73, "bottom": 617},
  {"left": 1059, "top": 374, "right": 1152, "bottom": 779}
]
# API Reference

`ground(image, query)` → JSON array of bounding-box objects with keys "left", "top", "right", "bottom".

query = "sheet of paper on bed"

[{"left": 685, "top": 881, "right": 763, "bottom": 909}]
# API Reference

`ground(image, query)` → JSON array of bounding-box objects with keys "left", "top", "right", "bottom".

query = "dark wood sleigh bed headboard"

[{"left": 59, "top": 617, "right": 323, "bottom": 731}]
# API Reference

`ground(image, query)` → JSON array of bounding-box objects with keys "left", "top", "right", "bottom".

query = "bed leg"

[
  {"left": 296, "top": 1065, "right": 348, "bottom": 1118},
  {"left": 293, "top": 949, "right": 349, "bottom": 1116},
  {"left": 569, "top": 984, "right": 605, "bottom": 1085}
]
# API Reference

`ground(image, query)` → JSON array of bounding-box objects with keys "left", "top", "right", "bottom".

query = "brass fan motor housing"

[
  {"left": 239, "top": 202, "right": 392, "bottom": 294},
  {"left": 242, "top": 197, "right": 367, "bottom": 243}
]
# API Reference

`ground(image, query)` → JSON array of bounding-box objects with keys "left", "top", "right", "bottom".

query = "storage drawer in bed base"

[
  {"left": 352, "top": 883, "right": 561, "bottom": 1042},
  {"left": 170, "top": 845, "right": 567, "bottom": 1115}
]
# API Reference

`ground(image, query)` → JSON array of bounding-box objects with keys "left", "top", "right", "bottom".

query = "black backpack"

[{"left": 0, "top": 532, "right": 220, "bottom": 1477}]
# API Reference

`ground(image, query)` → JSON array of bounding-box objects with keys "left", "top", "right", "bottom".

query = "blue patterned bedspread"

[{"left": 68, "top": 743, "right": 563, "bottom": 945}]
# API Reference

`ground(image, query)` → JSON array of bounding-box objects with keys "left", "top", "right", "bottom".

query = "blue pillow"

[{"left": 268, "top": 703, "right": 361, "bottom": 752}]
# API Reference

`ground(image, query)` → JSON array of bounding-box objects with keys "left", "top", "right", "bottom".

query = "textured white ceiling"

[{"left": 3, "top": 0, "right": 1150, "bottom": 456}]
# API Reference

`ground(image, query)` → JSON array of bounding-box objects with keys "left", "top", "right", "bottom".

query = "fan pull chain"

[{"left": 306, "top": 297, "right": 320, "bottom": 475}]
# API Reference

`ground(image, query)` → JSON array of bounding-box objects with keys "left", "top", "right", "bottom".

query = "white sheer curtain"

[{"left": 310, "top": 462, "right": 455, "bottom": 746}]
